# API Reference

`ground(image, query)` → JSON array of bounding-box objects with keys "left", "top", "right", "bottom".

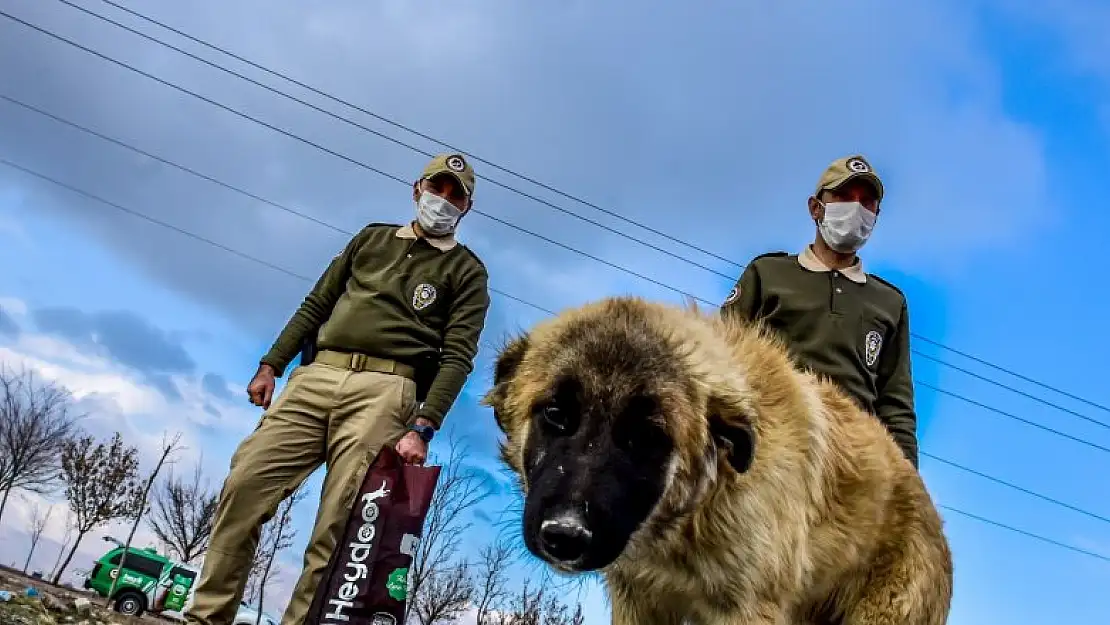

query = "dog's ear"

[
  {"left": 482, "top": 334, "right": 531, "bottom": 432},
  {"left": 707, "top": 394, "right": 755, "bottom": 474}
]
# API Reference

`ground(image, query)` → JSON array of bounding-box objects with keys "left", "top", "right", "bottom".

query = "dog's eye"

[
  {"left": 612, "top": 395, "right": 671, "bottom": 455},
  {"left": 540, "top": 403, "right": 568, "bottom": 432}
]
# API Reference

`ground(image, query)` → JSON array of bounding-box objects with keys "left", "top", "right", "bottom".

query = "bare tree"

[
  {"left": 0, "top": 364, "right": 80, "bottom": 524},
  {"left": 49, "top": 508, "right": 75, "bottom": 581},
  {"left": 409, "top": 561, "right": 475, "bottom": 625},
  {"left": 245, "top": 482, "right": 308, "bottom": 624},
  {"left": 485, "top": 578, "right": 585, "bottom": 625},
  {"left": 104, "top": 431, "right": 186, "bottom": 607},
  {"left": 147, "top": 457, "right": 218, "bottom": 564},
  {"left": 406, "top": 436, "right": 492, "bottom": 623},
  {"left": 472, "top": 540, "right": 514, "bottom": 625},
  {"left": 21, "top": 496, "right": 53, "bottom": 573},
  {"left": 52, "top": 432, "right": 144, "bottom": 584}
]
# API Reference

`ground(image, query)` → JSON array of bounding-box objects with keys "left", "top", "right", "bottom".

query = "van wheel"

[{"left": 113, "top": 591, "right": 147, "bottom": 617}]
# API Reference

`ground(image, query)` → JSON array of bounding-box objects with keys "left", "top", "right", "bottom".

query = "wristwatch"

[{"left": 409, "top": 423, "right": 435, "bottom": 443}]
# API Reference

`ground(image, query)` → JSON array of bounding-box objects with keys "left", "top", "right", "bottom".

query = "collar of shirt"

[
  {"left": 396, "top": 222, "right": 458, "bottom": 252},
  {"left": 797, "top": 244, "right": 867, "bottom": 284}
]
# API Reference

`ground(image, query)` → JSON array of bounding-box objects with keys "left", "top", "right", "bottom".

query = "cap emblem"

[
  {"left": 846, "top": 157, "right": 871, "bottom": 173},
  {"left": 445, "top": 155, "right": 466, "bottom": 172}
]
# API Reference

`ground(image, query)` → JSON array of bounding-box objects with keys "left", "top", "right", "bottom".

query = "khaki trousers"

[{"left": 184, "top": 361, "right": 417, "bottom": 625}]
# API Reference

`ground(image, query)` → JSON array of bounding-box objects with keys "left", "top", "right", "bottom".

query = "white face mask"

[
  {"left": 817, "top": 201, "right": 876, "bottom": 253},
  {"left": 415, "top": 190, "right": 463, "bottom": 236}
]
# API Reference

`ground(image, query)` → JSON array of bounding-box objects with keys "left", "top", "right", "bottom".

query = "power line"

[
  {"left": 87, "top": 0, "right": 742, "bottom": 272},
  {"left": 2, "top": 150, "right": 1109, "bottom": 520},
  {"left": 917, "top": 382, "right": 1110, "bottom": 456},
  {"left": 913, "top": 333, "right": 1110, "bottom": 416},
  {"left": 913, "top": 351, "right": 1110, "bottom": 432},
  {"left": 3, "top": 89, "right": 1109, "bottom": 448},
  {"left": 8, "top": 7, "right": 1110, "bottom": 429},
  {"left": 921, "top": 453, "right": 1110, "bottom": 527},
  {"left": 0, "top": 9, "right": 717, "bottom": 309},
  {"left": 65, "top": 0, "right": 1110, "bottom": 418},
  {"left": 939, "top": 506, "right": 1110, "bottom": 564},
  {"left": 2, "top": 155, "right": 1107, "bottom": 566},
  {"left": 50, "top": 0, "right": 735, "bottom": 284}
]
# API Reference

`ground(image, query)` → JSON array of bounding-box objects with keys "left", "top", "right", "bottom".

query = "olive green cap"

[
  {"left": 421, "top": 153, "right": 476, "bottom": 197},
  {"left": 814, "top": 154, "right": 884, "bottom": 202}
]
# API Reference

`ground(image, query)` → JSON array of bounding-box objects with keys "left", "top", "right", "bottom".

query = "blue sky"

[{"left": 1, "top": 0, "right": 1109, "bottom": 623}]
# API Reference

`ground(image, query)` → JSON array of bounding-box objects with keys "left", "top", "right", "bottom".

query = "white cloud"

[
  {"left": 0, "top": 319, "right": 257, "bottom": 568},
  {"left": 0, "top": 490, "right": 164, "bottom": 586},
  {"left": 0, "top": 319, "right": 320, "bottom": 617},
  {"left": 0, "top": 327, "right": 257, "bottom": 438},
  {"left": 0, "top": 296, "right": 28, "bottom": 318}
]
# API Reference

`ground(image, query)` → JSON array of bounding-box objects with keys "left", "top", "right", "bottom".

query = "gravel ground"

[{"left": 0, "top": 567, "right": 162, "bottom": 625}]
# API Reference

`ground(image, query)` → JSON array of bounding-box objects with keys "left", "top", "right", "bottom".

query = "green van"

[{"left": 82, "top": 543, "right": 199, "bottom": 618}]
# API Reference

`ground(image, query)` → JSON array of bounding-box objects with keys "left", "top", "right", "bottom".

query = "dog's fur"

[{"left": 482, "top": 296, "right": 953, "bottom": 625}]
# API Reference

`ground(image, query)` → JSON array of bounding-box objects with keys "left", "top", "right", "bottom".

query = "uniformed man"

[
  {"left": 720, "top": 154, "right": 918, "bottom": 467},
  {"left": 184, "top": 153, "right": 491, "bottom": 625}
]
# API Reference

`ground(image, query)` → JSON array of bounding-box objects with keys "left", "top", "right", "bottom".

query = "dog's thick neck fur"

[
  {"left": 605, "top": 301, "right": 839, "bottom": 592},
  {"left": 485, "top": 296, "right": 949, "bottom": 623}
]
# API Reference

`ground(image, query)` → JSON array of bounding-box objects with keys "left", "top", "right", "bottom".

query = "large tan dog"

[{"left": 482, "top": 296, "right": 953, "bottom": 625}]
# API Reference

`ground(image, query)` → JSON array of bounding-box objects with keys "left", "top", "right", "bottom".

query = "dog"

[{"left": 482, "top": 296, "right": 953, "bottom": 625}]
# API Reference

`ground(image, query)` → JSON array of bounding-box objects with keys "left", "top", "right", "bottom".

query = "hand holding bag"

[{"left": 304, "top": 445, "right": 442, "bottom": 625}]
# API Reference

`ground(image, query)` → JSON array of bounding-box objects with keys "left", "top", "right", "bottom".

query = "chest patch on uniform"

[
  {"left": 723, "top": 285, "right": 740, "bottom": 305},
  {"left": 864, "top": 330, "right": 883, "bottom": 367},
  {"left": 412, "top": 283, "right": 437, "bottom": 311}
]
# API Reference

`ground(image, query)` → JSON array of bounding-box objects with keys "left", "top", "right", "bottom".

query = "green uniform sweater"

[
  {"left": 260, "top": 222, "right": 490, "bottom": 428},
  {"left": 721, "top": 250, "right": 919, "bottom": 467}
]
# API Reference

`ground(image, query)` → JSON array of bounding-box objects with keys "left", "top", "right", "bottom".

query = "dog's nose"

[{"left": 539, "top": 513, "right": 592, "bottom": 563}]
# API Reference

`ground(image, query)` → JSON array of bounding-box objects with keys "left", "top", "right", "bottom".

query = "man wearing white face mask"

[
  {"left": 185, "top": 153, "right": 491, "bottom": 625},
  {"left": 720, "top": 154, "right": 919, "bottom": 468}
]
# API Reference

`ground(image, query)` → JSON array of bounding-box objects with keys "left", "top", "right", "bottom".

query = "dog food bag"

[{"left": 303, "top": 445, "right": 442, "bottom": 625}]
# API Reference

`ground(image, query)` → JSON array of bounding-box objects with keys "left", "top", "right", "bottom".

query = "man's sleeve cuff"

[
  {"left": 259, "top": 357, "right": 287, "bottom": 378},
  {"left": 414, "top": 407, "right": 445, "bottom": 430}
]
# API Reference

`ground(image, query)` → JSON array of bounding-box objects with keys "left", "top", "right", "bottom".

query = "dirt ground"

[{"left": 0, "top": 566, "right": 163, "bottom": 625}]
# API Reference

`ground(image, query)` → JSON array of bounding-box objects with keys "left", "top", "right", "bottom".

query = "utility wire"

[
  {"left": 916, "top": 382, "right": 1110, "bottom": 456},
  {"left": 914, "top": 333, "right": 1110, "bottom": 416},
  {"left": 0, "top": 9, "right": 715, "bottom": 308},
  {"left": 938, "top": 506, "right": 1110, "bottom": 564},
  {"left": 2, "top": 153, "right": 1106, "bottom": 566},
  {"left": 85, "top": 0, "right": 741, "bottom": 273},
  {"left": 921, "top": 453, "right": 1110, "bottom": 527},
  {"left": 3, "top": 88, "right": 1109, "bottom": 447},
  {"left": 8, "top": 7, "right": 1110, "bottom": 429},
  {"left": 0, "top": 155, "right": 547, "bottom": 315},
  {"left": 4, "top": 135, "right": 1110, "bottom": 507},
  {"left": 51, "top": 0, "right": 735, "bottom": 283},
  {"left": 913, "top": 351, "right": 1110, "bottom": 432},
  {"left": 64, "top": 0, "right": 1110, "bottom": 418}
]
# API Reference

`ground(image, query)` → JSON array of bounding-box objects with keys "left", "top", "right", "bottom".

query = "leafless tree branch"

[
  {"left": 48, "top": 508, "right": 74, "bottom": 581},
  {"left": 487, "top": 578, "right": 585, "bottom": 625},
  {"left": 405, "top": 433, "right": 493, "bottom": 623},
  {"left": 472, "top": 539, "right": 514, "bottom": 625},
  {"left": 52, "top": 431, "right": 145, "bottom": 584},
  {"left": 105, "top": 431, "right": 187, "bottom": 606},
  {"left": 0, "top": 364, "right": 81, "bottom": 525},
  {"left": 410, "top": 561, "right": 475, "bottom": 625},
  {"left": 147, "top": 455, "right": 217, "bottom": 564},
  {"left": 21, "top": 496, "right": 53, "bottom": 573},
  {"left": 245, "top": 481, "right": 309, "bottom": 624}
]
